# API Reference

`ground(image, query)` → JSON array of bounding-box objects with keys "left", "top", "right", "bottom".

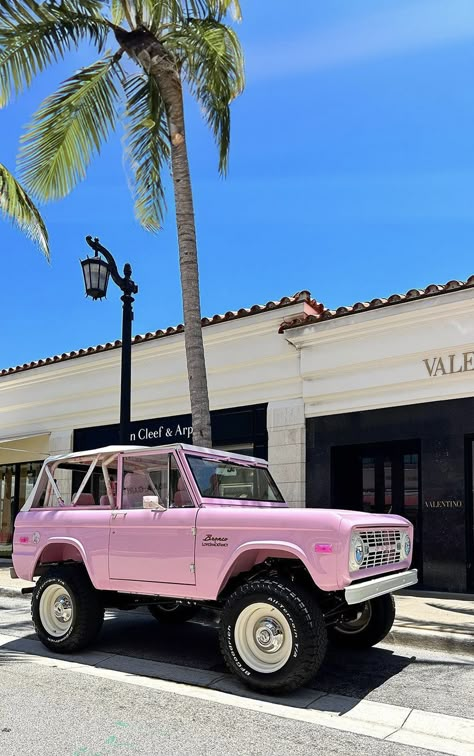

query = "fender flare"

[
  {"left": 214, "top": 539, "right": 319, "bottom": 596},
  {"left": 33, "top": 537, "right": 95, "bottom": 586}
]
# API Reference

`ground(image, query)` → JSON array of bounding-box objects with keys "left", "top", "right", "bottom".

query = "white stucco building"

[{"left": 1, "top": 276, "right": 474, "bottom": 593}]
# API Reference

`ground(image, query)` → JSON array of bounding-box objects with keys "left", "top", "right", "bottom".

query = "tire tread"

[
  {"left": 32, "top": 565, "right": 104, "bottom": 653},
  {"left": 219, "top": 578, "right": 327, "bottom": 693}
]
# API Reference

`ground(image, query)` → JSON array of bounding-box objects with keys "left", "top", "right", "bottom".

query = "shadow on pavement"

[
  {"left": 0, "top": 607, "right": 471, "bottom": 713},
  {"left": 427, "top": 602, "right": 474, "bottom": 619}
]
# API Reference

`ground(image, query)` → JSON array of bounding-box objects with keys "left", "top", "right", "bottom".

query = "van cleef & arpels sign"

[{"left": 423, "top": 352, "right": 474, "bottom": 377}]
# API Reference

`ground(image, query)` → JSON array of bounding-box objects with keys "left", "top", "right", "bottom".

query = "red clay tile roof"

[
  {"left": 279, "top": 276, "right": 474, "bottom": 333},
  {"left": 1, "top": 291, "right": 321, "bottom": 378}
]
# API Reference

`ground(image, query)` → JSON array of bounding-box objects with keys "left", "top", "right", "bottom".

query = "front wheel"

[
  {"left": 31, "top": 566, "right": 104, "bottom": 653},
  {"left": 328, "top": 594, "right": 396, "bottom": 649},
  {"left": 219, "top": 579, "right": 327, "bottom": 693}
]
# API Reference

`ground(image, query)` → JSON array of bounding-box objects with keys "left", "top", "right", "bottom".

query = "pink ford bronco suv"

[{"left": 12, "top": 444, "right": 417, "bottom": 693}]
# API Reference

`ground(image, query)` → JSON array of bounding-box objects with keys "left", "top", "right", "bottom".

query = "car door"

[{"left": 108, "top": 451, "right": 197, "bottom": 585}]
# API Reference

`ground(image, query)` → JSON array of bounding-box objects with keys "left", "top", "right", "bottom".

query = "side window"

[
  {"left": 122, "top": 454, "right": 169, "bottom": 509},
  {"left": 170, "top": 457, "right": 194, "bottom": 508},
  {"left": 31, "top": 457, "right": 119, "bottom": 508}
]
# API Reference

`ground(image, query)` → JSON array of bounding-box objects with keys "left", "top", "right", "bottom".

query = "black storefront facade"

[
  {"left": 307, "top": 396, "right": 474, "bottom": 594},
  {"left": 74, "top": 403, "right": 268, "bottom": 460}
]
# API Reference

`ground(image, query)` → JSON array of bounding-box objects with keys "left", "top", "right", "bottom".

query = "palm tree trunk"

[
  {"left": 164, "top": 81, "right": 213, "bottom": 449},
  {"left": 117, "top": 30, "right": 213, "bottom": 448}
]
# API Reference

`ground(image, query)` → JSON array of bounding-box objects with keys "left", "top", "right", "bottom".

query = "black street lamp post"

[{"left": 81, "top": 236, "right": 138, "bottom": 445}]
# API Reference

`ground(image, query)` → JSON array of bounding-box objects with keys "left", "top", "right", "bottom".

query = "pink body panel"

[
  {"left": 12, "top": 444, "right": 414, "bottom": 600},
  {"left": 13, "top": 504, "right": 413, "bottom": 600},
  {"left": 108, "top": 508, "right": 198, "bottom": 585}
]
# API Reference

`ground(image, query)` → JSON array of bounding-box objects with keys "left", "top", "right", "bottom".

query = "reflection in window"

[
  {"left": 187, "top": 455, "right": 283, "bottom": 502},
  {"left": 403, "top": 454, "right": 419, "bottom": 522},
  {"left": 362, "top": 457, "right": 375, "bottom": 513},
  {"left": 383, "top": 459, "right": 392, "bottom": 513}
]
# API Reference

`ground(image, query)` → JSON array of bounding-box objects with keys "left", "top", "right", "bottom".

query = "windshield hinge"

[
  {"left": 189, "top": 563, "right": 195, "bottom": 574},
  {"left": 191, "top": 526, "right": 197, "bottom": 537}
]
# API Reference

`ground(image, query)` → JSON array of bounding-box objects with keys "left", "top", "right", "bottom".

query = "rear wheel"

[
  {"left": 328, "top": 594, "right": 395, "bottom": 648},
  {"left": 219, "top": 579, "right": 327, "bottom": 693},
  {"left": 148, "top": 601, "right": 197, "bottom": 624},
  {"left": 32, "top": 566, "right": 104, "bottom": 652}
]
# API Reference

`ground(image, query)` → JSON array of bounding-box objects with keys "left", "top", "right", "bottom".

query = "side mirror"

[{"left": 143, "top": 496, "right": 166, "bottom": 511}]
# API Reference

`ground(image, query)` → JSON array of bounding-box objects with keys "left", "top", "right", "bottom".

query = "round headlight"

[
  {"left": 402, "top": 533, "right": 411, "bottom": 558},
  {"left": 350, "top": 535, "right": 365, "bottom": 571}
]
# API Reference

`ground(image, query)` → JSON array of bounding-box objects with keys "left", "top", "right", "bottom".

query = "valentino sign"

[{"left": 423, "top": 352, "right": 474, "bottom": 377}]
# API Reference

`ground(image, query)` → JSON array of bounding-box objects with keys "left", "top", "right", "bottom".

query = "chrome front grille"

[{"left": 357, "top": 529, "right": 403, "bottom": 569}]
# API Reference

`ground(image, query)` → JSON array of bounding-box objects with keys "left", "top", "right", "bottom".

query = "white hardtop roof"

[{"left": 43, "top": 443, "right": 268, "bottom": 466}]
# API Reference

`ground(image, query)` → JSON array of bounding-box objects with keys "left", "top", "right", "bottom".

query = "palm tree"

[
  {"left": 0, "top": 0, "right": 244, "bottom": 448},
  {"left": 0, "top": 163, "right": 49, "bottom": 257}
]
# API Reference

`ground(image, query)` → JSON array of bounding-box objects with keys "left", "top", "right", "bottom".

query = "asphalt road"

[
  {"left": 0, "top": 654, "right": 445, "bottom": 756},
  {"left": 1, "top": 595, "right": 472, "bottom": 719},
  {"left": 0, "top": 594, "right": 473, "bottom": 755}
]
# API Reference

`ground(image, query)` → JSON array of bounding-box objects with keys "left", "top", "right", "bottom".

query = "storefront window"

[
  {"left": 383, "top": 459, "right": 392, "bottom": 513},
  {"left": 0, "top": 461, "right": 42, "bottom": 554},
  {"left": 0, "top": 466, "right": 15, "bottom": 552},
  {"left": 403, "top": 454, "right": 419, "bottom": 526},
  {"left": 362, "top": 457, "right": 375, "bottom": 512}
]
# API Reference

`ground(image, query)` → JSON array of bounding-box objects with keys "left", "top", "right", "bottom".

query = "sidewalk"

[
  {"left": 0, "top": 560, "right": 472, "bottom": 655},
  {"left": 388, "top": 593, "right": 474, "bottom": 655}
]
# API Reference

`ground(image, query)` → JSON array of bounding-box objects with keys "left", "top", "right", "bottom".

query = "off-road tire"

[
  {"left": 328, "top": 594, "right": 396, "bottom": 649},
  {"left": 219, "top": 579, "right": 327, "bottom": 693},
  {"left": 148, "top": 602, "right": 197, "bottom": 624},
  {"left": 32, "top": 565, "right": 104, "bottom": 653}
]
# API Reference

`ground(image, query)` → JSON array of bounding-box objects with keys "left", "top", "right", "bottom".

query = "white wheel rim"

[
  {"left": 39, "top": 584, "right": 74, "bottom": 638},
  {"left": 234, "top": 603, "right": 293, "bottom": 674}
]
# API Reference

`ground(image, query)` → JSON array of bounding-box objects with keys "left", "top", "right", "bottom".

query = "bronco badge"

[{"left": 202, "top": 534, "right": 229, "bottom": 547}]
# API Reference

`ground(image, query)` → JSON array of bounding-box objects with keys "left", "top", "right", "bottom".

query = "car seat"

[
  {"left": 72, "top": 493, "right": 95, "bottom": 506},
  {"left": 173, "top": 477, "right": 193, "bottom": 507},
  {"left": 122, "top": 472, "right": 154, "bottom": 508}
]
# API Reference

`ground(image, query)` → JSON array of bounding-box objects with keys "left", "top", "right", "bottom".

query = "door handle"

[{"left": 111, "top": 512, "right": 127, "bottom": 519}]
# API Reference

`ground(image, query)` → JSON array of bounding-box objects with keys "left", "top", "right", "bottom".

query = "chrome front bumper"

[{"left": 344, "top": 569, "right": 418, "bottom": 605}]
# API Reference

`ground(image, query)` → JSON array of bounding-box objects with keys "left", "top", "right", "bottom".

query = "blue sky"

[{"left": 2, "top": 0, "right": 474, "bottom": 368}]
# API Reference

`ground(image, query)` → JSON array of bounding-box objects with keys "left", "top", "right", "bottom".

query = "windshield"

[{"left": 186, "top": 455, "right": 284, "bottom": 502}]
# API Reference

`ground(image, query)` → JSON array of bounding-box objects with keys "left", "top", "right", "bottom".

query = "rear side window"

[{"left": 30, "top": 457, "right": 118, "bottom": 508}]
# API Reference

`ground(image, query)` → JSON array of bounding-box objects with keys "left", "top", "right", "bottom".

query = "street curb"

[{"left": 385, "top": 626, "right": 474, "bottom": 656}]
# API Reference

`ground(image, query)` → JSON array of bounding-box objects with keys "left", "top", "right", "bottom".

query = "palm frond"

[
  {"left": 128, "top": 0, "right": 182, "bottom": 30},
  {"left": 110, "top": 0, "right": 127, "bottom": 24},
  {"left": 19, "top": 55, "right": 122, "bottom": 201},
  {"left": 123, "top": 74, "right": 169, "bottom": 232},
  {"left": 167, "top": 18, "right": 244, "bottom": 173},
  {"left": 206, "top": 0, "right": 241, "bottom": 22},
  {"left": 134, "top": 0, "right": 240, "bottom": 31},
  {"left": 0, "top": 0, "right": 109, "bottom": 107},
  {"left": 180, "top": 1, "right": 241, "bottom": 21},
  {"left": 0, "top": 162, "right": 49, "bottom": 257}
]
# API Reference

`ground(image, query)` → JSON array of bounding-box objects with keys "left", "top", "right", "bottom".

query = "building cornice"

[
  {"left": 280, "top": 275, "right": 474, "bottom": 335},
  {"left": 1, "top": 290, "right": 321, "bottom": 380}
]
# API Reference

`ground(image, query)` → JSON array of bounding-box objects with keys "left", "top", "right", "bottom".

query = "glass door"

[
  {"left": 333, "top": 441, "right": 422, "bottom": 577},
  {"left": 0, "top": 466, "right": 15, "bottom": 553},
  {"left": 0, "top": 461, "right": 42, "bottom": 555}
]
